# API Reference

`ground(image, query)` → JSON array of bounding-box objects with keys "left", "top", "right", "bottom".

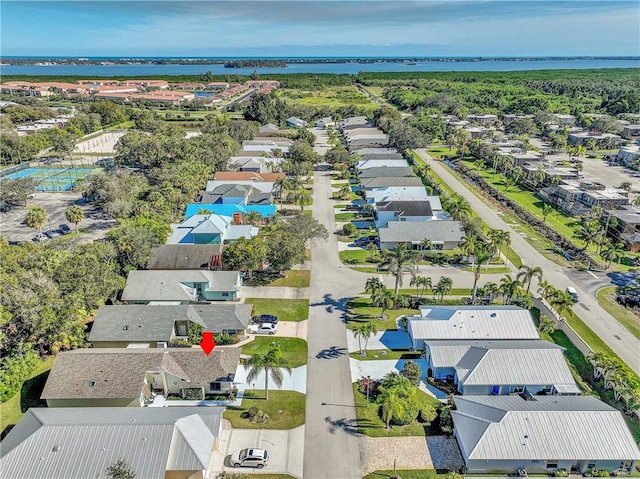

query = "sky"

[{"left": 1, "top": 1, "right": 639, "bottom": 57}]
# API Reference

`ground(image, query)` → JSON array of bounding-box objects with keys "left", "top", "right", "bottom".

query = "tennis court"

[{"left": 2, "top": 167, "right": 96, "bottom": 191}]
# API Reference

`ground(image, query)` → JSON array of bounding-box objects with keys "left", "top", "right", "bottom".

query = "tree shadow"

[
  {"left": 20, "top": 370, "right": 50, "bottom": 413},
  {"left": 316, "top": 346, "right": 348, "bottom": 359},
  {"left": 324, "top": 416, "right": 363, "bottom": 436},
  {"left": 310, "top": 293, "right": 350, "bottom": 314}
]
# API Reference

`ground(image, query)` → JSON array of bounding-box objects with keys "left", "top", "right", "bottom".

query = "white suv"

[
  {"left": 230, "top": 448, "right": 269, "bottom": 468},
  {"left": 250, "top": 323, "right": 278, "bottom": 335}
]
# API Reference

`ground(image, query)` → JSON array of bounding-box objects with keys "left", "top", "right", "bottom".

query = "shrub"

[
  {"left": 391, "top": 399, "right": 419, "bottom": 426},
  {"left": 182, "top": 388, "right": 204, "bottom": 400},
  {"left": 342, "top": 223, "right": 357, "bottom": 236},
  {"left": 0, "top": 348, "right": 39, "bottom": 402},
  {"left": 439, "top": 406, "right": 454, "bottom": 434},
  {"left": 400, "top": 360, "right": 422, "bottom": 387},
  {"left": 419, "top": 404, "right": 438, "bottom": 425},
  {"left": 554, "top": 469, "right": 569, "bottom": 477}
]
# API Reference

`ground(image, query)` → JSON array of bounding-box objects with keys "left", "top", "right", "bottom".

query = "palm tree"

[
  {"left": 459, "top": 235, "right": 478, "bottom": 263},
  {"left": 443, "top": 193, "right": 471, "bottom": 221},
  {"left": 601, "top": 242, "right": 625, "bottom": 268},
  {"left": 503, "top": 177, "right": 515, "bottom": 193},
  {"left": 65, "top": 205, "right": 84, "bottom": 233},
  {"left": 516, "top": 264, "right": 543, "bottom": 294},
  {"left": 487, "top": 229, "right": 510, "bottom": 264},
  {"left": 633, "top": 194, "right": 640, "bottom": 206},
  {"left": 470, "top": 247, "right": 491, "bottom": 304},
  {"left": 537, "top": 314, "right": 556, "bottom": 335},
  {"left": 244, "top": 210, "right": 264, "bottom": 227},
  {"left": 499, "top": 275, "right": 523, "bottom": 305},
  {"left": 537, "top": 279, "right": 555, "bottom": 300},
  {"left": 549, "top": 289, "right": 575, "bottom": 316},
  {"left": 372, "top": 286, "right": 395, "bottom": 319},
  {"left": 25, "top": 207, "right": 47, "bottom": 235},
  {"left": 378, "top": 388, "right": 401, "bottom": 429},
  {"left": 352, "top": 322, "right": 379, "bottom": 356},
  {"left": 410, "top": 276, "right": 432, "bottom": 298},
  {"left": 420, "top": 238, "right": 433, "bottom": 251},
  {"left": 365, "top": 277, "right": 384, "bottom": 305},
  {"left": 542, "top": 203, "right": 553, "bottom": 222},
  {"left": 366, "top": 242, "right": 378, "bottom": 261},
  {"left": 245, "top": 347, "right": 293, "bottom": 400},
  {"left": 574, "top": 221, "right": 601, "bottom": 251},
  {"left": 482, "top": 281, "right": 499, "bottom": 303},
  {"left": 433, "top": 276, "right": 453, "bottom": 302},
  {"left": 378, "top": 244, "right": 416, "bottom": 294},
  {"left": 533, "top": 165, "right": 545, "bottom": 186},
  {"left": 274, "top": 177, "right": 289, "bottom": 207},
  {"left": 293, "top": 188, "right": 312, "bottom": 212}
]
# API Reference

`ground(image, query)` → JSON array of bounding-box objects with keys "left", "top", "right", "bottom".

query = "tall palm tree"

[
  {"left": 482, "top": 281, "right": 499, "bottom": 304},
  {"left": 443, "top": 193, "right": 471, "bottom": 221},
  {"left": 549, "top": 289, "right": 575, "bottom": 316},
  {"left": 601, "top": 242, "right": 625, "bottom": 268},
  {"left": 65, "top": 205, "right": 85, "bottom": 233},
  {"left": 574, "top": 221, "right": 601, "bottom": 251},
  {"left": 433, "top": 276, "right": 453, "bottom": 302},
  {"left": 244, "top": 210, "right": 264, "bottom": 227},
  {"left": 471, "top": 246, "right": 491, "bottom": 304},
  {"left": 372, "top": 286, "right": 395, "bottom": 319},
  {"left": 487, "top": 229, "right": 510, "bottom": 264},
  {"left": 352, "top": 322, "right": 379, "bottom": 356},
  {"left": 365, "top": 277, "right": 384, "bottom": 306},
  {"left": 542, "top": 203, "right": 554, "bottom": 222},
  {"left": 516, "top": 264, "right": 544, "bottom": 294},
  {"left": 410, "top": 276, "right": 432, "bottom": 299},
  {"left": 293, "top": 187, "right": 312, "bottom": 212},
  {"left": 378, "top": 244, "right": 416, "bottom": 294},
  {"left": 459, "top": 235, "right": 478, "bottom": 263},
  {"left": 25, "top": 207, "right": 47, "bottom": 235},
  {"left": 499, "top": 275, "right": 523, "bottom": 305},
  {"left": 245, "top": 347, "right": 293, "bottom": 400},
  {"left": 537, "top": 279, "right": 555, "bottom": 300}
]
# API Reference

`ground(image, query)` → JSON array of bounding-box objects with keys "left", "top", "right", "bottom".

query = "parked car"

[
  {"left": 251, "top": 314, "right": 279, "bottom": 324},
  {"left": 0, "top": 202, "right": 11, "bottom": 212},
  {"left": 353, "top": 236, "right": 378, "bottom": 247},
  {"left": 45, "top": 230, "right": 61, "bottom": 239},
  {"left": 59, "top": 224, "right": 72, "bottom": 235},
  {"left": 249, "top": 323, "right": 278, "bottom": 335},
  {"left": 344, "top": 204, "right": 361, "bottom": 211},
  {"left": 230, "top": 448, "right": 269, "bottom": 469},
  {"left": 33, "top": 233, "right": 48, "bottom": 242}
]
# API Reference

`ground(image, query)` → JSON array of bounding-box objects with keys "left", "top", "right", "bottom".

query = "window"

[
  {"left": 210, "top": 382, "right": 221, "bottom": 391},
  {"left": 221, "top": 292, "right": 229, "bottom": 297},
  {"left": 547, "top": 461, "right": 559, "bottom": 469},
  {"left": 513, "top": 385, "right": 524, "bottom": 393}
]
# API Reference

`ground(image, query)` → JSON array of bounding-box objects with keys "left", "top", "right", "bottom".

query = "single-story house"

[
  {"left": 359, "top": 152, "right": 405, "bottom": 162},
  {"left": 121, "top": 270, "right": 242, "bottom": 303},
  {"left": 378, "top": 220, "right": 464, "bottom": 251},
  {"left": 196, "top": 184, "right": 273, "bottom": 206},
  {"left": 453, "top": 395, "right": 639, "bottom": 475},
  {"left": 407, "top": 306, "right": 539, "bottom": 351},
  {"left": 147, "top": 244, "right": 224, "bottom": 270},
  {"left": 226, "top": 156, "right": 285, "bottom": 172},
  {"left": 315, "top": 117, "right": 334, "bottom": 129},
  {"left": 361, "top": 176, "right": 424, "bottom": 190},
  {"left": 184, "top": 204, "right": 276, "bottom": 220},
  {"left": 353, "top": 147, "right": 398, "bottom": 155},
  {"left": 617, "top": 145, "right": 640, "bottom": 166},
  {"left": 374, "top": 199, "right": 447, "bottom": 228},
  {"left": 286, "top": 116, "right": 307, "bottom": 128},
  {"left": 167, "top": 214, "right": 259, "bottom": 245},
  {"left": 358, "top": 166, "right": 415, "bottom": 178},
  {"left": 41, "top": 348, "right": 241, "bottom": 407},
  {"left": 205, "top": 179, "right": 276, "bottom": 195},
  {"left": 568, "top": 131, "right": 622, "bottom": 147},
  {"left": 215, "top": 171, "right": 285, "bottom": 182},
  {"left": 366, "top": 186, "right": 429, "bottom": 204},
  {"left": 337, "top": 116, "right": 370, "bottom": 129},
  {"left": 0, "top": 406, "right": 225, "bottom": 479},
  {"left": 241, "top": 138, "right": 292, "bottom": 155},
  {"left": 355, "top": 159, "right": 409, "bottom": 170},
  {"left": 88, "top": 303, "right": 253, "bottom": 348},
  {"left": 424, "top": 339, "right": 579, "bottom": 395},
  {"left": 348, "top": 139, "right": 390, "bottom": 150},
  {"left": 622, "top": 124, "right": 640, "bottom": 140}
]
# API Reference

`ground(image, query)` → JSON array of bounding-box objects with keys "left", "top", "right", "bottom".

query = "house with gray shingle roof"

[
  {"left": 121, "top": 270, "right": 242, "bottom": 303},
  {"left": 167, "top": 214, "right": 258, "bottom": 245},
  {"left": 147, "top": 244, "right": 224, "bottom": 270},
  {"left": 88, "top": 304, "right": 253, "bottom": 348},
  {"left": 452, "top": 395, "right": 639, "bottom": 475},
  {"left": 41, "top": 348, "right": 241, "bottom": 407},
  {"left": 0, "top": 406, "right": 224, "bottom": 479},
  {"left": 378, "top": 220, "right": 464, "bottom": 250},
  {"left": 358, "top": 166, "right": 415, "bottom": 178}
]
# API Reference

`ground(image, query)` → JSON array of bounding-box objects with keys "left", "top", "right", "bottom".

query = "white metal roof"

[{"left": 453, "top": 396, "right": 640, "bottom": 461}]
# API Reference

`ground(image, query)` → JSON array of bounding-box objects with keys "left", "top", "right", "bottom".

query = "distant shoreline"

[{"left": 2, "top": 56, "right": 639, "bottom": 67}]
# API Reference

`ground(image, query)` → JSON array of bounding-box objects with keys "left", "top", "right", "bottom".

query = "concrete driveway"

[
  {"left": 246, "top": 320, "right": 307, "bottom": 340},
  {"left": 210, "top": 426, "right": 305, "bottom": 477}
]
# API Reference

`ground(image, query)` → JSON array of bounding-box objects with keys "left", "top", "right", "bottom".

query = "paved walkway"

[
  {"left": 414, "top": 149, "right": 640, "bottom": 373},
  {"left": 359, "top": 436, "right": 433, "bottom": 475}
]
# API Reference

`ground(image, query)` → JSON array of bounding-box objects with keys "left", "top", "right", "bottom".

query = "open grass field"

[
  {"left": 244, "top": 298, "right": 309, "bottom": 322},
  {"left": 277, "top": 86, "right": 377, "bottom": 110},
  {"left": 347, "top": 297, "right": 419, "bottom": 330},
  {"left": 242, "top": 337, "right": 308, "bottom": 368},
  {"left": 269, "top": 270, "right": 310, "bottom": 288},
  {"left": 0, "top": 356, "right": 55, "bottom": 439},
  {"left": 595, "top": 286, "right": 640, "bottom": 340},
  {"left": 352, "top": 383, "right": 441, "bottom": 438},
  {"left": 223, "top": 390, "right": 306, "bottom": 430}
]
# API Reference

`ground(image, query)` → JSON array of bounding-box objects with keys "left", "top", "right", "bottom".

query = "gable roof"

[
  {"left": 376, "top": 200, "right": 433, "bottom": 217},
  {"left": 121, "top": 270, "right": 241, "bottom": 302},
  {"left": 358, "top": 166, "right": 415, "bottom": 178},
  {"left": 215, "top": 171, "right": 285, "bottom": 182},
  {"left": 378, "top": 220, "right": 464, "bottom": 243},
  {"left": 185, "top": 204, "right": 276, "bottom": 219},
  {"left": 88, "top": 304, "right": 253, "bottom": 343},
  {"left": 355, "top": 159, "right": 409, "bottom": 170},
  {"left": 147, "top": 245, "right": 223, "bottom": 270},
  {"left": 361, "top": 177, "right": 424, "bottom": 189},
  {"left": 408, "top": 306, "right": 539, "bottom": 341},
  {"left": 205, "top": 180, "right": 274, "bottom": 194},
  {"left": 0, "top": 407, "right": 224, "bottom": 479},
  {"left": 41, "top": 348, "right": 241, "bottom": 400},
  {"left": 452, "top": 395, "right": 640, "bottom": 461}
]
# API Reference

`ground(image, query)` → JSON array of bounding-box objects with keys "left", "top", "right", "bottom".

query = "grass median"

[
  {"left": 242, "top": 337, "right": 308, "bottom": 368},
  {"left": 595, "top": 286, "right": 640, "bottom": 340},
  {"left": 269, "top": 270, "right": 310, "bottom": 288}
]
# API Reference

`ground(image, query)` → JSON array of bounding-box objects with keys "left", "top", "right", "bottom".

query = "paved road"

[
  {"left": 414, "top": 149, "right": 640, "bottom": 373},
  {"left": 304, "top": 129, "right": 365, "bottom": 478}
]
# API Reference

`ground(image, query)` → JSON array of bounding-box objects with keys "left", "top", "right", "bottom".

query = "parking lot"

[{"left": 0, "top": 191, "right": 117, "bottom": 243}]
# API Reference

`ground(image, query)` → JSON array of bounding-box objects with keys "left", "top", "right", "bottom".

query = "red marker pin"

[{"left": 199, "top": 332, "right": 217, "bottom": 356}]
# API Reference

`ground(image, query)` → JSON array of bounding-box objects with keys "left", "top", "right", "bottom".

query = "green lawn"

[
  {"left": 269, "top": 270, "right": 310, "bottom": 288},
  {"left": 427, "top": 146, "right": 458, "bottom": 159},
  {"left": 277, "top": 86, "right": 377, "bottom": 111},
  {"left": 563, "top": 308, "right": 620, "bottom": 360},
  {"left": 242, "top": 337, "right": 308, "bottom": 368},
  {"left": 364, "top": 471, "right": 447, "bottom": 479},
  {"left": 0, "top": 356, "right": 55, "bottom": 439},
  {"left": 352, "top": 383, "right": 441, "bottom": 437},
  {"left": 347, "top": 297, "right": 419, "bottom": 331},
  {"left": 461, "top": 266, "right": 511, "bottom": 274},
  {"left": 340, "top": 249, "right": 375, "bottom": 264},
  {"left": 595, "top": 286, "right": 640, "bottom": 340},
  {"left": 244, "top": 298, "right": 309, "bottom": 322},
  {"left": 223, "top": 390, "right": 305, "bottom": 430},
  {"left": 396, "top": 288, "right": 472, "bottom": 296},
  {"left": 349, "top": 350, "right": 422, "bottom": 360}
]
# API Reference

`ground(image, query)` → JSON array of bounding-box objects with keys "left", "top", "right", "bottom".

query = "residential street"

[
  {"left": 414, "top": 149, "right": 640, "bottom": 373},
  {"left": 303, "top": 167, "right": 366, "bottom": 478}
]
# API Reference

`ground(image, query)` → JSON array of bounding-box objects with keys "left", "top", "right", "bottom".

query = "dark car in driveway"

[
  {"left": 353, "top": 236, "right": 378, "bottom": 247},
  {"left": 251, "top": 314, "right": 279, "bottom": 324},
  {"left": 59, "top": 224, "right": 72, "bottom": 235}
]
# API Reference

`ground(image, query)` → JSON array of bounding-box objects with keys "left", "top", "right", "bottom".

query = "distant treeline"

[{"left": 224, "top": 60, "right": 287, "bottom": 68}]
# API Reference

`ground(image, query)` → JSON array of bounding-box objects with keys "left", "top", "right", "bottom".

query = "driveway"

[
  {"left": 246, "top": 320, "right": 307, "bottom": 340},
  {"left": 414, "top": 149, "right": 640, "bottom": 373},
  {"left": 210, "top": 425, "right": 304, "bottom": 478},
  {"left": 360, "top": 436, "right": 433, "bottom": 475},
  {"left": 239, "top": 286, "right": 310, "bottom": 299}
]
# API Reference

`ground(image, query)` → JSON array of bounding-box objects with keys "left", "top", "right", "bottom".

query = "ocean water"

[{"left": 1, "top": 59, "right": 639, "bottom": 77}]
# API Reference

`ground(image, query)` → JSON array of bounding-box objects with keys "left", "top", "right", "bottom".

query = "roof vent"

[
  {"left": 52, "top": 445, "right": 61, "bottom": 452},
  {"left": 490, "top": 313, "right": 497, "bottom": 318},
  {"left": 123, "top": 325, "right": 129, "bottom": 330},
  {"left": 88, "top": 381, "right": 96, "bottom": 387}
]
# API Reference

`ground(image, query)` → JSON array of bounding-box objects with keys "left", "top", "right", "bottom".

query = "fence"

[{"left": 532, "top": 297, "right": 594, "bottom": 357}]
